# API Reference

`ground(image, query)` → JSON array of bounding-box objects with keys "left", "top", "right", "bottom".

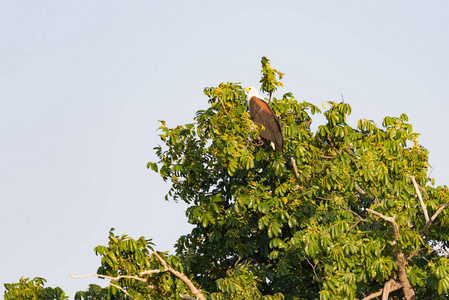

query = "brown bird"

[{"left": 243, "top": 86, "right": 284, "bottom": 151}]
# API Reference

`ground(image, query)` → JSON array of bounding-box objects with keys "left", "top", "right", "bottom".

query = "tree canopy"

[{"left": 5, "top": 57, "right": 449, "bottom": 300}]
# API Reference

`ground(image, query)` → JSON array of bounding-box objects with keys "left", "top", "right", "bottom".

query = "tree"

[
  {"left": 5, "top": 57, "right": 449, "bottom": 299},
  {"left": 4, "top": 277, "right": 67, "bottom": 300},
  {"left": 149, "top": 56, "right": 449, "bottom": 299}
]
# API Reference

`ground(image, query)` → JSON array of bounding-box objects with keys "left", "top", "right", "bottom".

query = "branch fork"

[{"left": 71, "top": 251, "right": 205, "bottom": 300}]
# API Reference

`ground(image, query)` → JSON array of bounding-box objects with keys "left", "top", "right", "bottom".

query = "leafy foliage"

[
  {"left": 4, "top": 277, "right": 67, "bottom": 300},
  {"left": 5, "top": 57, "right": 449, "bottom": 299},
  {"left": 151, "top": 57, "right": 449, "bottom": 299},
  {"left": 73, "top": 229, "right": 201, "bottom": 300}
]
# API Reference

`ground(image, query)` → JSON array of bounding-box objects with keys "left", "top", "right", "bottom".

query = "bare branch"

[
  {"left": 434, "top": 242, "right": 449, "bottom": 257},
  {"left": 342, "top": 206, "right": 364, "bottom": 220},
  {"left": 356, "top": 280, "right": 401, "bottom": 300},
  {"left": 356, "top": 185, "right": 367, "bottom": 196},
  {"left": 218, "top": 96, "right": 229, "bottom": 115},
  {"left": 321, "top": 155, "right": 334, "bottom": 159},
  {"left": 420, "top": 202, "right": 449, "bottom": 235},
  {"left": 110, "top": 283, "right": 134, "bottom": 299},
  {"left": 406, "top": 247, "right": 426, "bottom": 263},
  {"left": 153, "top": 252, "right": 206, "bottom": 300},
  {"left": 382, "top": 279, "right": 394, "bottom": 300},
  {"left": 180, "top": 294, "right": 198, "bottom": 300},
  {"left": 139, "top": 269, "right": 163, "bottom": 275},
  {"left": 290, "top": 156, "right": 301, "bottom": 184},
  {"left": 366, "top": 209, "right": 399, "bottom": 242},
  {"left": 341, "top": 206, "right": 368, "bottom": 230},
  {"left": 70, "top": 273, "right": 150, "bottom": 284},
  {"left": 409, "top": 175, "right": 429, "bottom": 223},
  {"left": 418, "top": 185, "right": 430, "bottom": 199},
  {"left": 306, "top": 258, "right": 320, "bottom": 283}
]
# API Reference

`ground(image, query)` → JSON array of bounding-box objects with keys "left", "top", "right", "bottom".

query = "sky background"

[{"left": 1, "top": 1, "right": 448, "bottom": 298}]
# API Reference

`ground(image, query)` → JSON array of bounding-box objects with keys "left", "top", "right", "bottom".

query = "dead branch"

[
  {"left": 70, "top": 272, "right": 154, "bottom": 284},
  {"left": 153, "top": 251, "right": 206, "bottom": 300},
  {"left": 110, "top": 283, "right": 133, "bottom": 299},
  {"left": 408, "top": 175, "right": 429, "bottom": 223},
  {"left": 420, "top": 202, "right": 449, "bottom": 235}
]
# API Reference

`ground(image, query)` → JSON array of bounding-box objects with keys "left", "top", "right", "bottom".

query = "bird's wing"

[{"left": 249, "top": 97, "right": 284, "bottom": 151}]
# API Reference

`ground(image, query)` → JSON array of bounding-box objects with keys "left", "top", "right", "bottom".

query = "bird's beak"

[{"left": 243, "top": 87, "right": 249, "bottom": 92}]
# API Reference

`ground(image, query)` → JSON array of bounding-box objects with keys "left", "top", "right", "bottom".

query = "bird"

[{"left": 243, "top": 86, "right": 284, "bottom": 151}]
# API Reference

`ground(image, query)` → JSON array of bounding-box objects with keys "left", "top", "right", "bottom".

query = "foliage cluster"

[{"left": 5, "top": 57, "right": 449, "bottom": 300}]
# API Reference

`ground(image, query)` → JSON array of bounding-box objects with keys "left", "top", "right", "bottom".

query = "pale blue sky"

[{"left": 1, "top": 1, "right": 448, "bottom": 298}]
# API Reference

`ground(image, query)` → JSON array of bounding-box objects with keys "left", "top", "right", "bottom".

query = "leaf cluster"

[{"left": 4, "top": 277, "right": 67, "bottom": 300}]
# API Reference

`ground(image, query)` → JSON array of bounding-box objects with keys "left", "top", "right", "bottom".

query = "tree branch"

[
  {"left": 306, "top": 258, "right": 320, "bottom": 283},
  {"left": 180, "top": 294, "right": 198, "bottom": 300},
  {"left": 290, "top": 156, "right": 301, "bottom": 184},
  {"left": 153, "top": 251, "right": 206, "bottom": 300},
  {"left": 408, "top": 175, "right": 429, "bottom": 223},
  {"left": 110, "top": 283, "right": 134, "bottom": 299},
  {"left": 356, "top": 280, "right": 402, "bottom": 300},
  {"left": 341, "top": 206, "right": 368, "bottom": 230},
  {"left": 70, "top": 272, "right": 157, "bottom": 284},
  {"left": 420, "top": 202, "right": 449, "bottom": 235},
  {"left": 218, "top": 96, "right": 229, "bottom": 115},
  {"left": 382, "top": 279, "right": 394, "bottom": 300},
  {"left": 406, "top": 247, "right": 426, "bottom": 263},
  {"left": 419, "top": 185, "right": 430, "bottom": 199},
  {"left": 366, "top": 209, "right": 399, "bottom": 242},
  {"left": 366, "top": 209, "right": 416, "bottom": 300}
]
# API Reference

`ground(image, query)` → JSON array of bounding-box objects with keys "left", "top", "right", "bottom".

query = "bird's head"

[{"left": 243, "top": 86, "right": 261, "bottom": 101}]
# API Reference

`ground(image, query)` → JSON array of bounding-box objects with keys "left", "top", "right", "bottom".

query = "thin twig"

[
  {"left": 408, "top": 175, "right": 429, "bottom": 223},
  {"left": 219, "top": 98, "right": 229, "bottom": 115},
  {"left": 306, "top": 258, "right": 320, "bottom": 283},
  {"left": 341, "top": 206, "right": 368, "bottom": 230}
]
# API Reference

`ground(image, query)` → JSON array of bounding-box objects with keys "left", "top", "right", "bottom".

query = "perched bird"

[{"left": 243, "top": 86, "right": 284, "bottom": 151}]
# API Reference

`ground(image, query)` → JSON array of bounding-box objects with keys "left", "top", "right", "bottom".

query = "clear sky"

[{"left": 1, "top": 1, "right": 448, "bottom": 298}]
